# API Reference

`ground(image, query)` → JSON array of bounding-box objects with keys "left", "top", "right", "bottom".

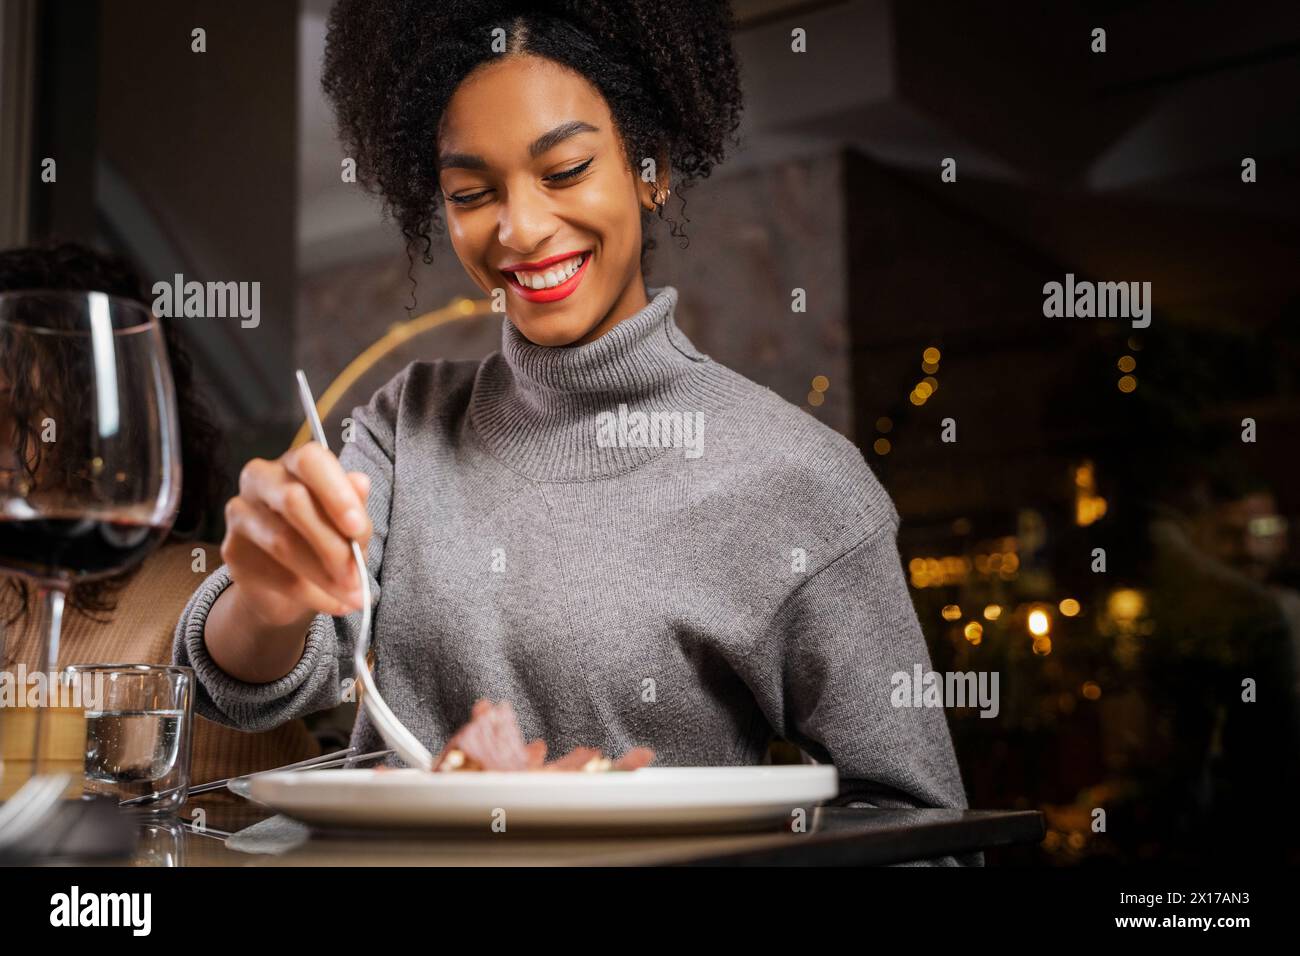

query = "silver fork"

[
  {"left": 294, "top": 370, "right": 434, "bottom": 770},
  {"left": 0, "top": 773, "right": 71, "bottom": 852}
]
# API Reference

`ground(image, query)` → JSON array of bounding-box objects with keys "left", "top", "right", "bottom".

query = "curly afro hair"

[{"left": 321, "top": 0, "right": 743, "bottom": 281}]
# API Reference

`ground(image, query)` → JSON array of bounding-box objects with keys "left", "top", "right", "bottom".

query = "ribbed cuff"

[{"left": 173, "top": 564, "right": 337, "bottom": 727}]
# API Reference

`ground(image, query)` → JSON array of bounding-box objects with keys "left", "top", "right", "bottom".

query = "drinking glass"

[
  {"left": 0, "top": 290, "right": 181, "bottom": 777},
  {"left": 63, "top": 663, "right": 194, "bottom": 814}
]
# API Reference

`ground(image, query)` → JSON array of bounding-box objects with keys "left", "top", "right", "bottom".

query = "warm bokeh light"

[
  {"left": 914, "top": 381, "right": 934, "bottom": 399},
  {"left": 811, "top": 375, "right": 829, "bottom": 392},
  {"left": 873, "top": 437, "right": 891, "bottom": 455},
  {"left": 1118, "top": 374, "right": 1137, "bottom": 393},
  {"left": 807, "top": 390, "right": 825, "bottom": 407},
  {"left": 875, "top": 416, "right": 893, "bottom": 433},
  {"left": 964, "top": 621, "right": 983, "bottom": 642},
  {"left": 941, "top": 604, "right": 963, "bottom": 621},
  {"left": 1059, "top": 598, "right": 1081, "bottom": 617},
  {"left": 1107, "top": 588, "right": 1146, "bottom": 622},
  {"left": 1081, "top": 681, "right": 1102, "bottom": 700},
  {"left": 983, "top": 604, "right": 1002, "bottom": 620},
  {"left": 1117, "top": 355, "right": 1136, "bottom": 373},
  {"left": 923, "top": 346, "right": 941, "bottom": 365},
  {"left": 909, "top": 389, "right": 927, "bottom": 406},
  {"left": 1028, "top": 609, "right": 1051, "bottom": 636},
  {"left": 1074, "top": 460, "right": 1108, "bottom": 526}
]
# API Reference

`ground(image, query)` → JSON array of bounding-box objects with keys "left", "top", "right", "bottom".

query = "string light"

[{"left": 1028, "top": 609, "right": 1051, "bottom": 636}]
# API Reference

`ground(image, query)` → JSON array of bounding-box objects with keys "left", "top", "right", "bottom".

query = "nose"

[{"left": 496, "top": 182, "right": 555, "bottom": 255}]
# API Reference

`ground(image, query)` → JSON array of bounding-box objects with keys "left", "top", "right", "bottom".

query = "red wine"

[{"left": 0, "top": 516, "right": 168, "bottom": 581}]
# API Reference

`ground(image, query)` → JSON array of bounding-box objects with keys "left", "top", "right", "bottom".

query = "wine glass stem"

[{"left": 31, "top": 587, "right": 66, "bottom": 773}]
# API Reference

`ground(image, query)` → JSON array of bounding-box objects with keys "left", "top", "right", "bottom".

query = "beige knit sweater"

[{"left": 2, "top": 541, "right": 319, "bottom": 786}]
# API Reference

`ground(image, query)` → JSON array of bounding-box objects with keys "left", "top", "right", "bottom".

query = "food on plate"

[{"left": 431, "top": 699, "right": 655, "bottom": 773}]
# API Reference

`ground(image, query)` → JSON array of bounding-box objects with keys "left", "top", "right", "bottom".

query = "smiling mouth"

[{"left": 502, "top": 251, "right": 591, "bottom": 303}]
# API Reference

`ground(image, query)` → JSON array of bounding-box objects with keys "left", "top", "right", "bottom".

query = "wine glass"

[{"left": 0, "top": 290, "right": 181, "bottom": 776}]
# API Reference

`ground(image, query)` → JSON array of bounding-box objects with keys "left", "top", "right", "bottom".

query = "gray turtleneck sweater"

[{"left": 174, "top": 286, "right": 972, "bottom": 850}]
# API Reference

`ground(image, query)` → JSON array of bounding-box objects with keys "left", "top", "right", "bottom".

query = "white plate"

[{"left": 247, "top": 765, "right": 838, "bottom": 832}]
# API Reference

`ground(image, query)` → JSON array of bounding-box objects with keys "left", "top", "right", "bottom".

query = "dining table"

[{"left": 24, "top": 792, "right": 1045, "bottom": 866}]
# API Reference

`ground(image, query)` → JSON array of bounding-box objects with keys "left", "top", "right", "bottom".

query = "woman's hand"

[{"left": 220, "top": 442, "right": 373, "bottom": 628}]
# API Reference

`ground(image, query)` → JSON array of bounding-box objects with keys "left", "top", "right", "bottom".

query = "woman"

[
  {"left": 0, "top": 242, "right": 319, "bottom": 785},
  {"left": 176, "top": 1, "right": 969, "bottom": 828}
]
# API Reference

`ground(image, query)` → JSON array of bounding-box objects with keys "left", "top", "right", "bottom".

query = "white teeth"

[{"left": 511, "top": 253, "right": 585, "bottom": 290}]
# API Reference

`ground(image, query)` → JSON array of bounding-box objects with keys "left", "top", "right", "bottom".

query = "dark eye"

[
  {"left": 444, "top": 158, "right": 592, "bottom": 205},
  {"left": 446, "top": 189, "right": 491, "bottom": 206},
  {"left": 546, "top": 158, "right": 594, "bottom": 183}
]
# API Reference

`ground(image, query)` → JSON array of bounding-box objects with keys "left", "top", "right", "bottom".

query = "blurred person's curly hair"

[
  {"left": 0, "top": 241, "right": 228, "bottom": 620},
  {"left": 321, "top": 0, "right": 743, "bottom": 291}
]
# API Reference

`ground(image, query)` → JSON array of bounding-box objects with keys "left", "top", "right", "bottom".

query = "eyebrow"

[{"left": 438, "top": 120, "right": 600, "bottom": 171}]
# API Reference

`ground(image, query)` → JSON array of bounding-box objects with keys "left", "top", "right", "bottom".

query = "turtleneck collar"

[{"left": 468, "top": 285, "right": 742, "bottom": 481}]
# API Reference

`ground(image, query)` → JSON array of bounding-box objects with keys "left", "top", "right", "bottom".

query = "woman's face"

[{"left": 437, "top": 54, "right": 662, "bottom": 347}]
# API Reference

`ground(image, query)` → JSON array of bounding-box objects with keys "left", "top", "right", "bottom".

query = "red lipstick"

[{"left": 501, "top": 251, "right": 591, "bottom": 304}]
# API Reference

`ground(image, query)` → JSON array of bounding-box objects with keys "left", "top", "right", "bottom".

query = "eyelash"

[{"left": 445, "top": 158, "right": 594, "bottom": 206}]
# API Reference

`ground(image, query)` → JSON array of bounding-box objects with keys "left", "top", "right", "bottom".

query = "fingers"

[
  {"left": 247, "top": 459, "right": 355, "bottom": 586},
  {"left": 345, "top": 472, "right": 373, "bottom": 547},
  {"left": 282, "top": 443, "right": 371, "bottom": 542},
  {"left": 225, "top": 496, "right": 363, "bottom": 610},
  {"left": 241, "top": 450, "right": 372, "bottom": 571},
  {"left": 222, "top": 527, "right": 361, "bottom": 620},
  {"left": 225, "top": 448, "right": 374, "bottom": 623}
]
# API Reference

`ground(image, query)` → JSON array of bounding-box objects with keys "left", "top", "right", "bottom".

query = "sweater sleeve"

[
  {"left": 742, "top": 515, "right": 972, "bottom": 813},
  {"left": 172, "top": 373, "right": 401, "bottom": 733}
]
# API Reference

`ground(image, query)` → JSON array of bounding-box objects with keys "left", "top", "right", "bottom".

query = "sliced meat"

[
  {"left": 523, "top": 738, "right": 548, "bottom": 769},
  {"left": 433, "top": 698, "right": 531, "bottom": 771},
  {"left": 430, "top": 698, "right": 657, "bottom": 772},
  {"left": 612, "top": 747, "right": 655, "bottom": 771}
]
